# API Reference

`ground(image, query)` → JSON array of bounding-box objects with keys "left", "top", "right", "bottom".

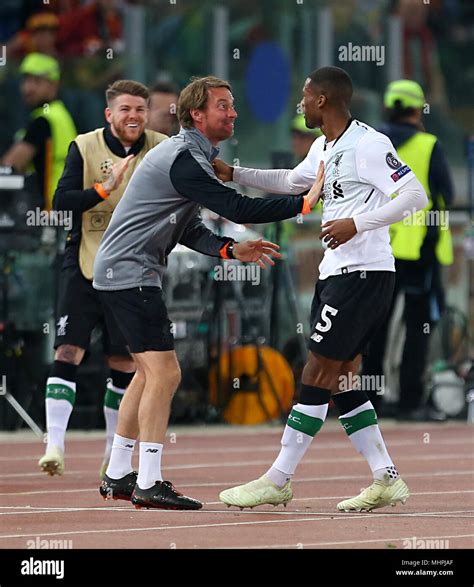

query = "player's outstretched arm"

[
  {"left": 212, "top": 158, "right": 234, "bottom": 182},
  {"left": 212, "top": 139, "right": 320, "bottom": 195}
]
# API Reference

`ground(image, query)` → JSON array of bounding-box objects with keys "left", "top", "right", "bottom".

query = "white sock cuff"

[
  {"left": 293, "top": 402, "right": 328, "bottom": 420},
  {"left": 112, "top": 434, "right": 137, "bottom": 450},
  {"left": 338, "top": 400, "right": 373, "bottom": 419},
  {"left": 47, "top": 377, "right": 76, "bottom": 392}
]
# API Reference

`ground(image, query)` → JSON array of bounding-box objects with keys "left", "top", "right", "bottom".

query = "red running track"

[{"left": 0, "top": 421, "right": 472, "bottom": 550}]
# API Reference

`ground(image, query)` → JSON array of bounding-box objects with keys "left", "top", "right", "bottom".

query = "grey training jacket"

[{"left": 93, "top": 127, "right": 305, "bottom": 291}]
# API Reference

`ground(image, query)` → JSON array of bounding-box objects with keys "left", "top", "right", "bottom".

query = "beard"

[{"left": 111, "top": 120, "right": 144, "bottom": 145}]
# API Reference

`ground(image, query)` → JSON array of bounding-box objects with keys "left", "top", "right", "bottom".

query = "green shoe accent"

[
  {"left": 104, "top": 387, "right": 123, "bottom": 410},
  {"left": 286, "top": 408, "right": 324, "bottom": 437},
  {"left": 340, "top": 408, "right": 377, "bottom": 436},
  {"left": 45, "top": 383, "right": 76, "bottom": 406}
]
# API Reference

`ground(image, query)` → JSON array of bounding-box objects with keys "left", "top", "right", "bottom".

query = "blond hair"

[{"left": 177, "top": 76, "right": 231, "bottom": 128}]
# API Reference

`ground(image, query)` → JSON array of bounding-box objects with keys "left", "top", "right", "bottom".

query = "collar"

[
  {"left": 103, "top": 125, "right": 146, "bottom": 158},
  {"left": 180, "top": 126, "right": 220, "bottom": 161},
  {"left": 323, "top": 117, "right": 354, "bottom": 151}
]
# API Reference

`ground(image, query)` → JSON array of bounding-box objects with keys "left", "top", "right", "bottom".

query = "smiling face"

[
  {"left": 191, "top": 87, "right": 237, "bottom": 144},
  {"left": 299, "top": 78, "right": 325, "bottom": 130},
  {"left": 105, "top": 94, "right": 148, "bottom": 147}
]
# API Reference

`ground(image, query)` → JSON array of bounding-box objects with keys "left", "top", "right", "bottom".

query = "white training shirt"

[{"left": 234, "top": 119, "right": 420, "bottom": 280}]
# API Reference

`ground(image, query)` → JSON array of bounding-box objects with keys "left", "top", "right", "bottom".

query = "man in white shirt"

[{"left": 215, "top": 66, "right": 428, "bottom": 512}]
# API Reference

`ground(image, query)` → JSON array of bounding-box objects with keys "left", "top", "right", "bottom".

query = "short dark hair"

[
  {"left": 308, "top": 66, "right": 353, "bottom": 106},
  {"left": 150, "top": 81, "right": 179, "bottom": 96},
  {"left": 178, "top": 76, "right": 232, "bottom": 129},
  {"left": 386, "top": 101, "right": 416, "bottom": 123},
  {"left": 105, "top": 80, "right": 150, "bottom": 106}
]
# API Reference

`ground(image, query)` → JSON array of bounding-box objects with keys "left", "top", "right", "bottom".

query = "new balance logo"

[
  {"left": 145, "top": 449, "right": 159, "bottom": 453},
  {"left": 332, "top": 180, "right": 344, "bottom": 199},
  {"left": 310, "top": 332, "right": 323, "bottom": 343}
]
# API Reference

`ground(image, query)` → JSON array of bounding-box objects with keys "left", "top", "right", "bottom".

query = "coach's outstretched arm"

[
  {"left": 178, "top": 214, "right": 282, "bottom": 267},
  {"left": 170, "top": 150, "right": 323, "bottom": 224},
  {"left": 178, "top": 213, "right": 233, "bottom": 256}
]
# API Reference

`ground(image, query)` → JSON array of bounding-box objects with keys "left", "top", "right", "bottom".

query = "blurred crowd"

[{"left": 3, "top": 0, "right": 123, "bottom": 60}]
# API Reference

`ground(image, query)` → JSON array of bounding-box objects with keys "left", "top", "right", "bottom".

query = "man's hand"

[
  {"left": 306, "top": 161, "right": 325, "bottom": 209},
  {"left": 319, "top": 218, "right": 357, "bottom": 249},
  {"left": 233, "top": 239, "right": 282, "bottom": 268},
  {"left": 1, "top": 141, "right": 36, "bottom": 172},
  {"left": 212, "top": 158, "right": 234, "bottom": 182},
  {"left": 101, "top": 154, "right": 134, "bottom": 195}
]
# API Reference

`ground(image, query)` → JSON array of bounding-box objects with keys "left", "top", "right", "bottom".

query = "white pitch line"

[
  {"left": 1, "top": 435, "right": 472, "bottom": 462},
  {"left": 0, "top": 469, "right": 472, "bottom": 498},
  {"left": 225, "top": 533, "right": 474, "bottom": 549},
  {"left": 0, "top": 506, "right": 471, "bottom": 519},
  {"left": 0, "top": 470, "right": 91, "bottom": 479},
  {"left": 3, "top": 489, "right": 472, "bottom": 512},
  {"left": 0, "top": 509, "right": 472, "bottom": 540},
  {"left": 2, "top": 451, "right": 472, "bottom": 479}
]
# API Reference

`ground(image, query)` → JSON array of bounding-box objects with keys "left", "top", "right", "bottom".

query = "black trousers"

[{"left": 362, "top": 258, "right": 445, "bottom": 412}]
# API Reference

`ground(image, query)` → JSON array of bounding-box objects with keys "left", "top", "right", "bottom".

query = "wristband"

[
  {"left": 94, "top": 183, "right": 109, "bottom": 200},
  {"left": 302, "top": 196, "right": 311, "bottom": 215},
  {"left": 220, "top": 240, "right": 236, "bottom": 260}
]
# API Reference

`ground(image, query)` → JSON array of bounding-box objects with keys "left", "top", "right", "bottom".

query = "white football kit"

[{"left": 234, "top": 119, "right": 427, "bottom": 280}]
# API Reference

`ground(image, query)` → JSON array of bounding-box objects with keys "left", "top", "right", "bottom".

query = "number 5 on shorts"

[{"left": 315, "top": 304, "right": 339, "bottom": 332}]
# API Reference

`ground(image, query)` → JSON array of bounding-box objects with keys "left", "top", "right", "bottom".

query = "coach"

[{"left": 93, "top": 76, "right": 323, "bottom": 510}]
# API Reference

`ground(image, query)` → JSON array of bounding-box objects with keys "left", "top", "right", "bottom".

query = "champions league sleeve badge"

[
  {"left": 385, "top": 152, "right": 401, "bottom": 170},
  {"left": 386, "top": 151, "right": 411, "bottom": 182}
]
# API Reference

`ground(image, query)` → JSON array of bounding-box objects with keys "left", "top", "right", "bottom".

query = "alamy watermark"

[
  {"left": 26, "top": 207, "right": 72, "bottom": 230},
  {"left": 403, "top": 536, "right": 450, "bottom": 549},
  {"left": 21, "top": 557, "right": 65, "bottom": 580},
  {"left": 338, "top": 43, "right": 385, "bottom": 67},
  {"left": 214, "top": 263, "right": 260, "bottom": 286},
  {"left": 26, "top": 537, "right": 73, "bottom": 550},
  {"left": 339, "top": 372, "right": 385, "bottom": 395},
  {"left": 402, "top": 208, "right": 449, "bottom": 231}
]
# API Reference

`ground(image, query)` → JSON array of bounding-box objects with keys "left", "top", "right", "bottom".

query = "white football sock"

[
  {"left": 106, "top": 434, "right": 136, "bottom": 479},
  {"left": 137, "top": 442, "right": 164, "bottom": 490},
  {"left": 267, "top": 403, "right": 328, "bottom": 488}
]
